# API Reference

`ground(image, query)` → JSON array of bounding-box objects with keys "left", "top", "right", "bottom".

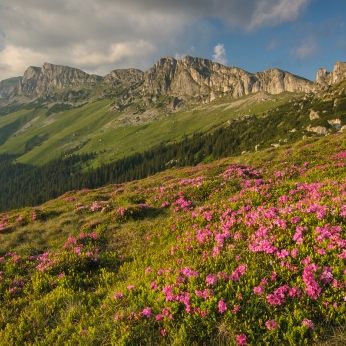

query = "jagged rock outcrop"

[
  {"left": 1, "top": 56, "right": 346, "bottom": 105},
  {"left": 316, "top": 61, "right": 346, "bottom": 86},
  {"left": 140, "top": 56, "right": 313, "bottom": 102},
  {"left": 103, "top": 68, "right": 144, "bottom": 84},
  {"left": 18, "top": 62, "right": 102, "bottom": 96},
  {"left": 328, "top": 119, "right": 341, "bottom": 129},
  {"left": 306, "top": 125, "right": 328, "bottom": 135},
  {"left": 309, "top": 110, "right": 320, "bottom": 120},
  {"left": 0, "top": 77, "right": 21, "bottom": 98},
  {"left": 253, "top": 69, "right": 312, "bottom": 94}
]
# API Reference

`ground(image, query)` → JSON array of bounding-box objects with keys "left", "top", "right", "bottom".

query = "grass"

[
  {"left": 0, "top": 91, "right": 300, "bottom": 167},
  {"left": 0, "top": 131, "right": 346, "bottom": 344}
]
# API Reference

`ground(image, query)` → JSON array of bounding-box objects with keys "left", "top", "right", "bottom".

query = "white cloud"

[
  {"left": 0, "top": 45, "right": 51, "bottom": 77},
  {"left": 0, "top": 0, "right": 311, "bottom": 81},
  {"left": 291, "top": 40, "right": 318, "bottom": 60},
  {"left": 250, "top": 0, "right": 310, "bottom": 29},
  {"left": 213, "top": 44, "right": 227, "bottom": 65},
  {"left": 72, "top": 41, "right": 157, "bottom": 66}
]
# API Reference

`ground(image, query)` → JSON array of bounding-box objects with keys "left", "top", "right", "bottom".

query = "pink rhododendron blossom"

[
  {"left": 302, "top": 319, "right": 314, "bottom": 329},
  {"left": 236, "top": 334, "right": 247, "bottom": 345},
  {"left": 218, "top": 299, "right": 227, "bottom": 313},
  {"left": 142, "top": 307, "right": 152, "bottom": 318},
  {"left": 265, "top": 320, "right": 278, "bottom": 330},
  {"left": 206, "top": 274, "right": 218, "bottom": 285},
  {"left": 253, "top": 285, "right": 265, "bottom": 295},
  {"left": 155, "top": 314, "right": 164, "bottom": 320}
]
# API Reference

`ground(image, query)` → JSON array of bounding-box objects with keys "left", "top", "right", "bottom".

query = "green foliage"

[
  {"left": 24, "top": 133, "right": 50, "bottom": 153},
  {"left": 0, "top": 131, "right": 346, "bottom": 344},
  {"left": 46, "top": 103, "right": 72, "bottom": 116}
]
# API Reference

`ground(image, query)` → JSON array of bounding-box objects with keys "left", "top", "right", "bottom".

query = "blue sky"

[
  {"left": 0, "top": 0, "right": 345, "bottom": 81},
  {"left": 212, "top": 0, "right": 346, "bottom": 80}
]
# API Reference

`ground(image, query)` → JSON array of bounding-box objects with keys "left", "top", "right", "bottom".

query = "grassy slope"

[
  {"left": 1, "top": 132, "right": 346, "bottom": 345},
  {"left": 0, "top": 91, "right": 298, "bottom": 166}
]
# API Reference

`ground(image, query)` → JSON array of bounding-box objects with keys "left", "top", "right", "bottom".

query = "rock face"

[
  {"left": 306, "top": 125, "right": 328, "bottom": 135},
  {"left": 103, "top": 68, "right": 144, "bottom": 84},
  {"left": 1, "top": 56, "right": 346, "bottom": 105},
  {"left": 0, "top": 77, "right": 21, "bottom": 98},
  {"left": 18, "top": 62, "right": 102, "bottom": 96},
  {"left": 328, "top": 119, "right": 341, "bottom": 129},
  {"left": 309, "top": 110, "right": 320, "bottom": 120},
  {"left": 316, "top": 61, "right": 346, "bottom": 86},
  {"left": 140, "top": 56, "right": 313, "bottom": 102}
]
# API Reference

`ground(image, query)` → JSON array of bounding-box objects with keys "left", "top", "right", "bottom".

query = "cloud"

[
  {"left": 213, "top": 44, "right": 227, "bottom": 65},
  {"left": 0, "top": 45, "right": 51, "bottom": 77},
  {"left": 72, "top": 41, "right": 157, "bottom": 67},
  {"left": 250, "top": 0, "right": 310, "bottom": 29},
  {"left": 0, "top": 0, "right": 311, "bottom": 81},
  {"left": 291, "top": 40, "right": 318, "bottom": 60}
]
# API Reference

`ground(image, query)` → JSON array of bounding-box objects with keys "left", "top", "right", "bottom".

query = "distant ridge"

[{"left": 1, "top": 56, "right": 345, "bottom": 105}]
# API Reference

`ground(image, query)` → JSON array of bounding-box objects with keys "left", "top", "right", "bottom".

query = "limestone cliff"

[
  {"left": 0, "top": 77, "right": 21, "bottom": 98},
  {"left": 316, "top": 61, "right": 346, "bottom": 86},
  {"left": 103, "top": 68, "right": 144, "bottom": 84},
  {"left": 1, "top": 56, "right": 346, "bottom": 105},
  {"left": 140, "top": 56, "right": 313, "bottom": 102},
  {"left": 18, "top": 62, "right": 102, "bottom": 96}
]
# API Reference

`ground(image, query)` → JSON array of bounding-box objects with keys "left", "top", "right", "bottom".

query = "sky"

[{"left": 0, "top": 0, "right": 345, "bottom": 82}]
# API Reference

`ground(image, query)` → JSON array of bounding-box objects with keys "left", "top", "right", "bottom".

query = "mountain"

[
  {"left": 1, "top": 56, "right": 340, "bottom": 105},
  {"left": 141, "top": 56, "right": 313, "bottom": 103},
  {"left": 0, "top": 56, "right": 345, "bottom": 169},
  {"left": 316, "top": 61, "right": 346, "bottom": 87},
  {"left": 17, "top": 62, "right": 102, "bottom": 97},
  {"left": 0, "top": 76, "right": 21, "bottom": 98},
  {"left": 0, "top": 56, "right": 345, "bottom": 112}
]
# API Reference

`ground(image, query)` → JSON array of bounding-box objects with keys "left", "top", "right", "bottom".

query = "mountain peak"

[{"left": 17, "top": 62, "right": 102, "bottom": 96}]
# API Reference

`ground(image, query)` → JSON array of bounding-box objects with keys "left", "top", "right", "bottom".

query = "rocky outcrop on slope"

[
  {"left": 316, "top": 61, "right": 346, "bottom": 86},
  {"left": 0, "top": 77, "right": 21, "bottom": 98},
  {"left": 140, "top": 56, "right": 313, "bottom": 103},
  {"left": 103, "top": 68, "right": 144, "bottom": 84},
  {"left": 18, "top": 62, "right": 102, "bottom": 96},
  {"left": 1, "top": 56, "right": 346, "bottom": 106}
]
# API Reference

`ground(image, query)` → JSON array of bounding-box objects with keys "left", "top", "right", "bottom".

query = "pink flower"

[
  {"left": 270, "top": 272, "right": 277, "bottom": 281},
  {"left": 236, "top": 334, "right": 247, "bottom": 345},
  {"left": 265, "top": 320, "right": 278, "bottom": 330},
  {"left": 127, "top": 285, "right": 135, "bottom": 290},
  {"left": 142, "top": 307, "right": 152, "bottom": 318},
  {"left": 253, "top": 285, "right": 265, "bottom": 295},
  {"left": 232, "top": 304, "right": 240, "bottom": 314},
  {"left": 145, "top": 267, "right": 153, "bottom": 274},
  {"left": 81, "top": 329, "right": 87, "bottom": 335},
  {"left": 206, "top": 274, "right": 218, "bottom": 285},
  {"left": 113, "top": 292, "right": 123, "bottom": 299},
  {"left": 302, "top": 319, "right": 314, "bottom": 329},
  {"left": 155, "top": 314, "right": 164, "bottom": 320},
  {"left": 218, "top": 299, "right": 227, "bottom": 314},
  {"left": 150, "top": 281, "right": 158, "bottom": 290}
]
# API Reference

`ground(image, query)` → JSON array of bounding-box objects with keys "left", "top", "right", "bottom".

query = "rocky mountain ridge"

[{"left": 1, "top": 57, "right": 346, "bottom": 106}]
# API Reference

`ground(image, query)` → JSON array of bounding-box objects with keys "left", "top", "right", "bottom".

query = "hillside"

[
  {"left": 0, "top": 131, "right": 346, "bottom": 345},
  {"left": 1, "top": 73, "right": 346, "bottom": 211},
  {"left": 0, "top": 57, "right": 344, "bottom": 168}
]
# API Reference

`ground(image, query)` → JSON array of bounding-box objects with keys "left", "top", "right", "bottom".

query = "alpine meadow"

[{"left": 1, "top": 28, "right": 346, "bottom": 345}]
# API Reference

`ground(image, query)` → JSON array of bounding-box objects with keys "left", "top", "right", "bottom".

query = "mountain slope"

[
  {"left": 0, "top": 57, "right": 344, "bottom": 168},
  {"left": 0, "top": 131, "right": 346, "bottom": 345}
]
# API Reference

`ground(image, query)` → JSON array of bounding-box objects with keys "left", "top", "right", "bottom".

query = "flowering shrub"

[{"left": 0, "top": 134, "right": 346, "bottom": 344}]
